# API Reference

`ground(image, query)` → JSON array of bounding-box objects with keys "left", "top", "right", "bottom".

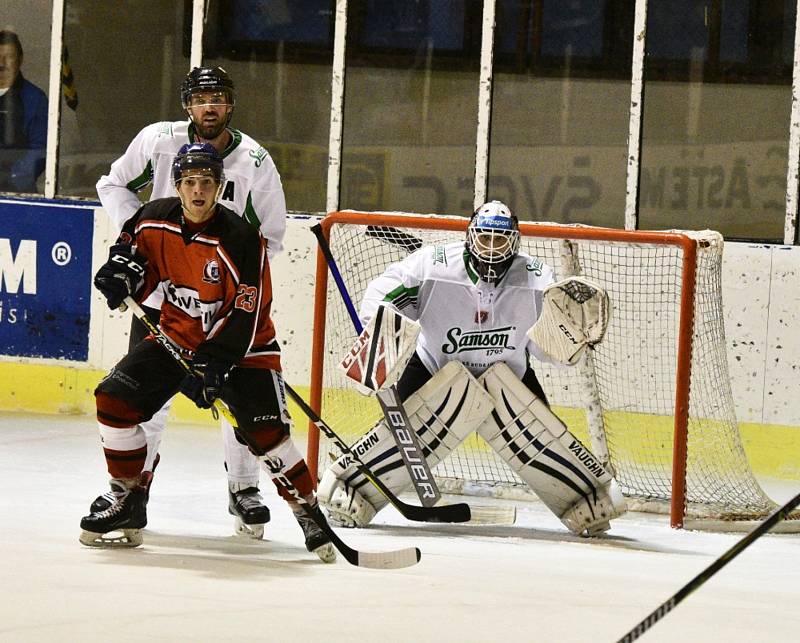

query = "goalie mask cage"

[{"left": 307, "top": 211, "right": 799, "bottom": 531}]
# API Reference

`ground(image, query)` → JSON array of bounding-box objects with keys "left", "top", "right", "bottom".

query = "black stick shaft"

[
  {"left": 284, "top": 381, "right": 471, "bottom": 523},
  {"left": 310, "top": 222, "right": 444, "bottom": 505},
  {"left": 617, "top": 491, "right": 800, "bottom": 643}
]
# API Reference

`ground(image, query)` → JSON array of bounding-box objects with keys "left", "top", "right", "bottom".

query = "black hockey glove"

[
  {"left": 94, "top": 244, "right": 147, "bottom": 310},
  {"left": 180, "top": 356, "right": 232, "bottom": 409}
]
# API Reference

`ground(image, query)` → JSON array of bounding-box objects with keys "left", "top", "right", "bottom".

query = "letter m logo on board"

[{"left": 0, "top": 239, "right": 37, "bottom": 294}]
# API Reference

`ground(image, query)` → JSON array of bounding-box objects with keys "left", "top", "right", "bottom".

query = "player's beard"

[{"left": 193, "top": 115, "right": 227, "bottom": 141}]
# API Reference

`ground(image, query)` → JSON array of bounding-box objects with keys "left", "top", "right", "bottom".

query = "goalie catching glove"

[
  {"left": 339, "top": 305, "right": 421, "bottom": 394},
  {"left": 527, "top": 276, "right": 610, "bottom": 365}
]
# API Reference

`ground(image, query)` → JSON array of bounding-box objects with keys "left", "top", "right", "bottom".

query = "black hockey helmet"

[
  {"left": 172, "top": 143, "right": 224, "bottom": 185},
  {"left": 180, "top": 66, "right": 235, "bottom": 109},
  {"left": 465, "top": 200, "right": 520, "bottom": 283}
]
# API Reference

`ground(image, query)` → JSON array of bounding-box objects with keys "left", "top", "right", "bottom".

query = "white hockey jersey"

[
  {"left": 360, "top": 242, "right": 557, "bottom": 379},
  {"left": 96, "top": 120, "right": 287, "bottom": 259}
]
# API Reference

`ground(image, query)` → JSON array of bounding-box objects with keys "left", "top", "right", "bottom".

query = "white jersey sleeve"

[
  {"left": 241, "top": 154, "right": 286, "bottom": 260},
  {"left": 96, "top": 123, "right": 162, "bottom": 231},
  {"left": 217, "top": 132, "right": 287, "bottom": 260},
  {"left": 522, "top": 262, "right": 562, "bottom": 366},
  {"left": 358, "top": 247, "right": 427, "bottom": 326}
]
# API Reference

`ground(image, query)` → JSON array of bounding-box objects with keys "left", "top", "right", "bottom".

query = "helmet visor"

[{"left": 187, "top": 90, "right": 233, "bottom": 109}]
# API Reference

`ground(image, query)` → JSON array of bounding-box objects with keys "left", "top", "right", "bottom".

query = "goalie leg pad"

[
  {"left": 477, "top": 363, "right": 626, "bottom": 535},
  {"left": 318, "top": 361, "right": 493, "bottom": 526}
]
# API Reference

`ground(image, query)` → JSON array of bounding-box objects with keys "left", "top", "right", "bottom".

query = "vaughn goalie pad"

[
  {"left": 527, "top": 276, "right": 611, "bottom": 365},
  {"left": 339, "top": 305, "right": 421, "bottom": 395},
  {"left": 319, "top": 361, "right": 493, "bottom": 523},
  {"left": 477, "top": 363, "right": 626, "bottom": 535}
]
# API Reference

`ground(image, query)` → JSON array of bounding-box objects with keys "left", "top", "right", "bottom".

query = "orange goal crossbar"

[{"left": 306, "top": 211, "right": 699, "bottom": 528}]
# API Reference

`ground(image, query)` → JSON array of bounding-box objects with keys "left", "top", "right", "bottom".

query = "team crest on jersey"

[
  {"left": 475, "top": 310, "right": 488, "bottom": 324},
  {"left": 249, "top": 146, "right": 268, "bottom": 167},
  {"left": 202, "top": 259, "right": 220, "bottom": 284},
  {"left": 526, "top": 259, "right": 543, "bottom": 276},
  {"left": 442, "top": 325, "right": 516, "bottom": 355}
]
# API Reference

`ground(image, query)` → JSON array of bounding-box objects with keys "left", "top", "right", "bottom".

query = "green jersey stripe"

[{"left": 126, "top": 160, "right": 153, "bottom": 192}]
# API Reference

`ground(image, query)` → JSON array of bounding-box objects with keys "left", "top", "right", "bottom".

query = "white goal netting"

[{"left": 309, "top": 212, "right": 798, "bottom": 527}]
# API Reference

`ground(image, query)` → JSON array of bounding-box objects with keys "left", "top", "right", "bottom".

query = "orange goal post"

[{"left": 306, "top": 210, "right": 799, "bottom": 530}]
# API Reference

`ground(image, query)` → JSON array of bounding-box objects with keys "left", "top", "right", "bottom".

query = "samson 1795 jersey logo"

[{"left": 441, "top": 326, "right": 516, "bottom": 355}]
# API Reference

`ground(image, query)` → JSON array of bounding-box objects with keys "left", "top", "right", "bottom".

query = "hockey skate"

[
  {"left": 79, "top": 483, "right": 148, "bottom": 548},
  {"left": 229, "top": 486, "right": 270, "bottom": 539},
  {"left": 292, "top": 501, "right": 337, "bottom": 563},
  {"left": 90, "top": 454, "right": 159, "bottom": 513}
]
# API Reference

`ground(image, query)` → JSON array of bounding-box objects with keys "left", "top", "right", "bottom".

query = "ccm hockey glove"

[
  {"left": 180, "top": 356, "right": 232, "bottom": 409},
  {"left": 93, "top": 244, "right": 147, "bottom": 310}
]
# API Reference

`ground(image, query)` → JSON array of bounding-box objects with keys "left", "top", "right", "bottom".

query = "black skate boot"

[
  {"left": 79, "top": 483, "right": 148, "bottom": 548},
  {"left": 228, "top": 486, "right": 270, "bottom": 539},
  {"left": 90, "top": 453, "right": 159, "bottom": 513},
  {"left": 292, "top": 500, "right": 336, "bottom": 563}
]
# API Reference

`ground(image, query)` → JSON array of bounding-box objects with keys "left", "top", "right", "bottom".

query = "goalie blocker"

[{"left": 320, "top": 358, "right": 626, "bottom": 536}]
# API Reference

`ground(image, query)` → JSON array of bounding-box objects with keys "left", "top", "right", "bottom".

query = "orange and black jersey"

[{"left": 120, "top": 197, "right": 280, "bottom": 371}]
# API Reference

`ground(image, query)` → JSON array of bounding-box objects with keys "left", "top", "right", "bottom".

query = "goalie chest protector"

[{"left": 363, "top": 242, "right": 555, "bottom": 379}]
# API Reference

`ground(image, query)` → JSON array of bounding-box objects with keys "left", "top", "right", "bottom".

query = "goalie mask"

[{"left": 465, "top": 201, "right": 520, "bottom": 284}]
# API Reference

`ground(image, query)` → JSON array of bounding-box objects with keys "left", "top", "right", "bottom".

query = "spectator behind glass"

[{"left": 0, "top": 30, "right": 47, "bottom": 193}]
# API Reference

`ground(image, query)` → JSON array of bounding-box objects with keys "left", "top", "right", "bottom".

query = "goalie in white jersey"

[
  {"left": 93, "top": 67, "right": 286, "bottom": 539},
  {"left": 318, "top": 201, "right": 627, "bottom": 536}
]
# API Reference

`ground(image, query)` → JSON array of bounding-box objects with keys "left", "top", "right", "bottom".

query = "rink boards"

[{"left": 1, "top": 197, "right": 799, "bottom": 480}]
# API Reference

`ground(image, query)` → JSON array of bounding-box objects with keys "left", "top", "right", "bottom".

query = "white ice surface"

[{"left": 0, "top": 412, "right": 798, "bottom": 643}]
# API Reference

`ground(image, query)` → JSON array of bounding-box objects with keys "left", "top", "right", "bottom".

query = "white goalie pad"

[
  {"left": 477, "top": 363, "right": 626, "bottom": 535},
  {"left": 527, "top": 276, "right": 611, "bottom": 365},
  {"left": 319, "top": 361, "right": 493, "bottom": 526},
  {"left": 339, "top": 305, "right": 421, "bottom": 394}
]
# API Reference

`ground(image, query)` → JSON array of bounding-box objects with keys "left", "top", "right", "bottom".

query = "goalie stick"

[
  {"left": 283, "top": 381, "right": 483, "bottom": 524},
  {"left": 312, "top": 223, "right": 441, "bottom": 508},
  {"left": 617, "top": 489, "right": 800, "bottom": 642},
  {"left": 121, "top": 296, "right": 421, "bottom": 570},
  {"left": 311, "top": 223, "right": 515, "bottom": 526}
]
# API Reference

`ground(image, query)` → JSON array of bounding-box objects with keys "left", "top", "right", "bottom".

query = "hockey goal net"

[{"left": 306, "top": 210, "right": 798, "bottom": 530}]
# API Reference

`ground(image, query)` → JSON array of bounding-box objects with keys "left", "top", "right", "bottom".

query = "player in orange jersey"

[{"left": 80, "top": 144, "right": 335, "bottom": 562}]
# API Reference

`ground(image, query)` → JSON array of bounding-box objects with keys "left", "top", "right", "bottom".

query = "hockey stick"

[
  {"left": 283, "top": 380, "right": 473, "bottom": 523},
  {"left": 617, "top": 490, "right": 800, "bottom": 642},
  {"left": 365, "top": 225, "right": 423, "bottom": 252},
  {"left": 312, "top": 222, "right": 443, "bottom": 508},
  {"left": 122, "top": 296, "right": 421, "bottom": 570}
]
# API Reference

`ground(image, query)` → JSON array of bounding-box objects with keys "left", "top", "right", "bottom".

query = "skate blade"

[
  {"left": 325, "top": 512, "right": 357, "bottom": 529},
  {"left": 467, "top": 505, "right": 517, "bottom": 525},
  {"left": 312, "top": 542, "right": 337, "bottom": 564},
  {"left": 233, "top": 517, "right": 265, "bottom": 540},
  {"left": 584, "top": 521, "right": 611, "bottom": 537},
  {"left": 79, "top": 528, "right": 143, "bottom": 548}
]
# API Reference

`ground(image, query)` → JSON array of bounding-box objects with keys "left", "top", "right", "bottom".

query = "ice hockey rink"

[{"left": 0, "top": 412, "right": 797, "bottom": 643}]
